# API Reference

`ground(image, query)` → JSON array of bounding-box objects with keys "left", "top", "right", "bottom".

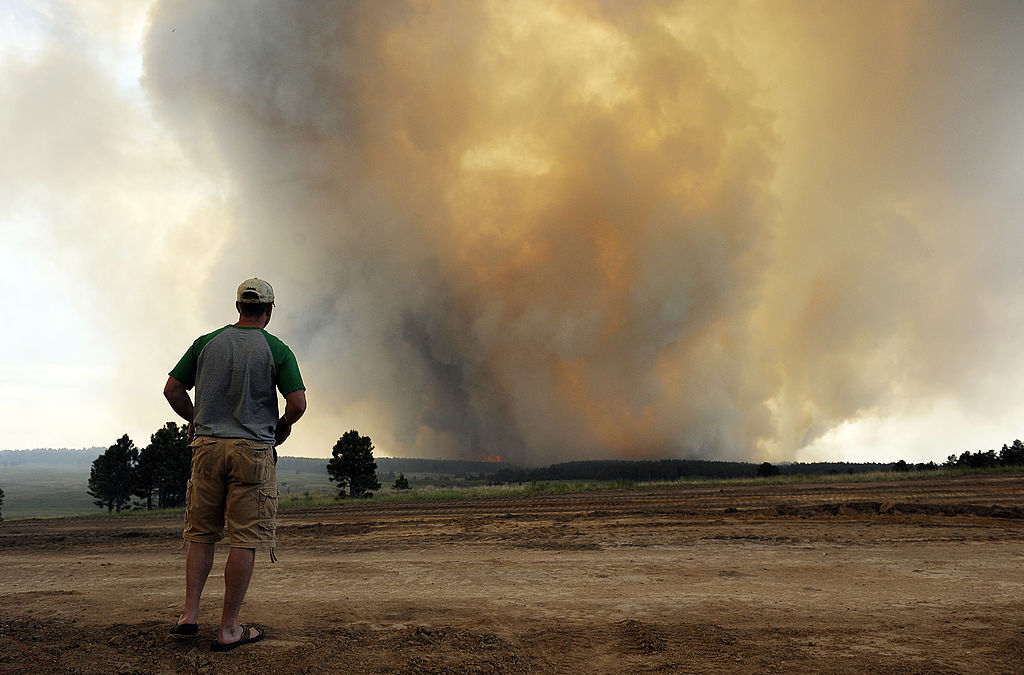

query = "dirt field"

[{"left": 3, "top": 474, "right": 1024, "bottom": 674}]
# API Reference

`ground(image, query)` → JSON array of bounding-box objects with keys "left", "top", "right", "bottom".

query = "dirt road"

[{"left": 3, "top": 474, "right": 1024, "bottom": 673}]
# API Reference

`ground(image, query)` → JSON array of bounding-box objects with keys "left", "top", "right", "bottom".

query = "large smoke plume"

[{"left": 138, "top": 1, "right": 1024, "bottom": 463}]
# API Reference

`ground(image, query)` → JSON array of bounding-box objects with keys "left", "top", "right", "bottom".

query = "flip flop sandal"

[
  {"left": 211, "top": 624, "right": 265, "bottom": 652},
  {"left": 170, "top": 622, "right": 199, "bottom": 637}
]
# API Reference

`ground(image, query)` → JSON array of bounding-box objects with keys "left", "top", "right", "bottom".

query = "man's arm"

[
  {"left": 163, "top": 376, "right": 194, "bottom": 429},
  {"left": 274, "top": 389, "right": 307, "bottom": 446},
  {"left": 164, "top": 376, "right": 195, "bottom": 442}
]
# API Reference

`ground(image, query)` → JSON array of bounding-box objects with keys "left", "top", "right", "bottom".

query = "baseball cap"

[{"left": 237, "top": 277, "right": 275, "bottom": 304}]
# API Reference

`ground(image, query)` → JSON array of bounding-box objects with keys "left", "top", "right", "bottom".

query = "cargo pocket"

[
  {"left": 234, "top": 440, "right": 273, "bottom": 485},
  {"left": 180, "top": 478, "right": 195, "bottom": 549},
  {"left": 189, "top": 438, "right": 218, "bottom": 478},
  {"left": 184, "top": 479, "right": 194, "bottom": 524},
  {"left": 259, "top": 485, "right": 280, "bottom": 562},
  {"left": 258, "top": 486, "right": 279, "bottom": 531}
]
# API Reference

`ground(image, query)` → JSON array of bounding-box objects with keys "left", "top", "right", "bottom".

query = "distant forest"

[
  {"left": 484, "top": 459, "right": 887, "bottom": 483},
  {"left": 0, "top": 448, "right": 101, "bottom": 467}
]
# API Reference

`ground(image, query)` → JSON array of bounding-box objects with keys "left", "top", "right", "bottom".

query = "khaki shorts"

[{"left": 184, "top": 436, "right": 278, "bottom": 551}]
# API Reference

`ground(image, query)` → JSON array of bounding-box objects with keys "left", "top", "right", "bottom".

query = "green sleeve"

[
  {"left": 169, "top": 343, "right": 198, "bottom": 389},
  {"left": 263, "top": 331, "right": 305, "bottom": 395}
]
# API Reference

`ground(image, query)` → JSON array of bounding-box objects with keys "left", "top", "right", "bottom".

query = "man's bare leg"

[
  {"left": 216, "top": 546, "right": 257, "bottom": 644},
  {"left": 178, "top": 542, "right": 215, "bottom": 625}
]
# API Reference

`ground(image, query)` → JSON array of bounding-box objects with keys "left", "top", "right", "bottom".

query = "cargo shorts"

[{"left": 183, "top": 436, "right": 278, "bottom": 555}]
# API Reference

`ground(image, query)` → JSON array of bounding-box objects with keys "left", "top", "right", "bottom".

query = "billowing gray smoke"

[{"left": 142, "top": 1, "right": 1024, "bottom": 463}]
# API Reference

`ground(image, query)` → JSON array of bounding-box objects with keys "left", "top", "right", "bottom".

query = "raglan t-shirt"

[{"left": 169, "top": 325, "right": 304, "bottom": 445}]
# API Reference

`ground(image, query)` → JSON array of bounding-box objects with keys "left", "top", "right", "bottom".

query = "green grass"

[
  {"left": 275, "top": 469, "right": 335, "bottom": 496},
  {"left": 0, "top": 466, "right": 97, "bottom": 519}
]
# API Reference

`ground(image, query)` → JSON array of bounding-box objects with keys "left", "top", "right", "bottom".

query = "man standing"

[{"left": 163, "top": 277, "right": 306, "bottom": 651}]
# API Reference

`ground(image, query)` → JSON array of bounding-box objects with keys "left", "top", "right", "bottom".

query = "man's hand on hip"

[{"left": 274, "top": 417, "right": 292, "bottom": 446}]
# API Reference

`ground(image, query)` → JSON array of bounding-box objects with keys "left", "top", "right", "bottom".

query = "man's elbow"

[
  {"left": 164, "top": 377, "right": 184, "bottom": 401},
  {"left": 287, "top": 390, "right": 307, "bottom": 418}
]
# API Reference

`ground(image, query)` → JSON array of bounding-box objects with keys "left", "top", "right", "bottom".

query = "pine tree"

[
  {"left": 87, "top": 435, "right": 138, "bottom": 513},
  {"left": 134, "top": 442, "right": 158, "bottom": 510},
  {"left": 393, "top": 473, "right": 411, "bottom": 490},
  {"left": 134, "top": 422, "right": 191, "bottom": 509},
  {"left": 326, "top": 430, "right": 381, "bottom": 498}
]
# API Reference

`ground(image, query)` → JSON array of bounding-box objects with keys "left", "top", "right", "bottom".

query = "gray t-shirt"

[{"left": 169, "top": 325, "right": 304, "bottom": 445}]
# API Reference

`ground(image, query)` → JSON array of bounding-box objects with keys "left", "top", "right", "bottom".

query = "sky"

[{"left": 3, "top": 0, "right": 1024, "bottom": 465}]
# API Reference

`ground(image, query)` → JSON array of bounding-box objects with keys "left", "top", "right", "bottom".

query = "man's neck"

[{"left": 234, "top": 317, "right": 266, "bottom": 328}]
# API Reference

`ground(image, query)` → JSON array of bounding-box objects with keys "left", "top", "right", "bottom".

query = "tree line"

[
  {"left": 0, "top": 448, "right": 100, "bottom": 467},
  {"left": 487, "top": 458, "right": 759, "bottom": 484},
  {"left": 942, "top": 439, "right": 1024, "bottom": 470},
  {"left": 889, "top": 439, "right": 1024, "bottom": 472},
  {"left": 485, "top": 449, "right": 1024, "bottom": 484},
  {"left": 485, "top": 458, "right": 901, "bottom": 483}
]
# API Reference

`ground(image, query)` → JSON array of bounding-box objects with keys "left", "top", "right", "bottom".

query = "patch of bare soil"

[{"left": 3, "top": 474, "right": 1024, "bottom": 673}]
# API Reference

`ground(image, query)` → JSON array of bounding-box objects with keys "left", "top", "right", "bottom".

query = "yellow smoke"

[{"left": 141, "top": 1, "right": 1024, "bottom": 462}]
